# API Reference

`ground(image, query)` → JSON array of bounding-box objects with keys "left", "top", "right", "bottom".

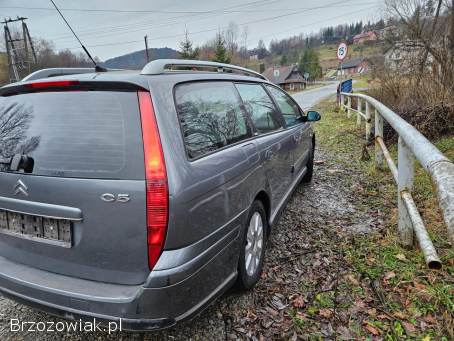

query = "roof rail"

[
  {"left": 22, "top": 68, "right": 96, "bottom": 81},
  {"left": 22, "top": 67, "right": 123, "bottom": 82},
  {"left": 141, "top": 59, "right": 268, "bottom": 80}
]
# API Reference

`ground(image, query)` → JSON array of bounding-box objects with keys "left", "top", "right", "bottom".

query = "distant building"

[
  {"left": 262, "top": 65, "right": 306, "bottom": 91},
  {"left": 384, "top": 41, "right": 434, "bottom": 73},
  {"left": 338, "top": 57, "right": 370, "bottom": 76},
  {"left": 353, "top": 31, "right": 378, "bottom": 44}
]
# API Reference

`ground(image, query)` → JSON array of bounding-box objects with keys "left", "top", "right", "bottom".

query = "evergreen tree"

[
  {"left": 256, "top": 39, "right": 268, "bottom": 59},
  {"left": 280, "top": 54, "right": 288, "bottom": 65},
  {"left": 299, "top": 49, "right": 321, "bottom": 80},
  {"left": 212, "top": 32, "right": 230, "bottom": 63},
  {"left": 179, "top": 30, "right": 200, "bottom": 59}
]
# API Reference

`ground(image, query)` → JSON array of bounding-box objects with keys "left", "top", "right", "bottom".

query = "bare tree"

[
  {"left": 386, "top": 0, "right": 453, "bottom": 86},
  {"left": 239, "top": 26, "right": 249, "bottom": 59},
  {"left": 0, "top": 101, "right": 40, "bottom": 166},
  {"left": 225, "top": 21, "right": 239, "bottom": 58}
]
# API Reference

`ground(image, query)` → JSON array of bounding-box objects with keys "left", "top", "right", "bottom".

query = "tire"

[
  {"left": 237, "top": 200, "right": 267, "bottom": 290},
  {"left": 301, "top": 142, "right": 315, "bottom": 183}
]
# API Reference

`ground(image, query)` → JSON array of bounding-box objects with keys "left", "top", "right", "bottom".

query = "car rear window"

[
  {"left": 175, "top": 82, "right": 251, "bottom": 159},
  {"left": 0, "top": 91, "right": 145, "bottom": 179}
]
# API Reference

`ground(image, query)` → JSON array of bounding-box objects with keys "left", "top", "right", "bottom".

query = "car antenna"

[{"left": 49, "top": 0, "right": 107, "bottom": 72}]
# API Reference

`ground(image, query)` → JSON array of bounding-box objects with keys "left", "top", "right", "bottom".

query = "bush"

[{"left": 368, "top": 70, "right": 454, "bottom": 142}]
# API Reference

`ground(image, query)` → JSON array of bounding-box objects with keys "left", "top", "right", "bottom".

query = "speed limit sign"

[{"left": 337, "top": 42, "right": 348, "bottom": 61}]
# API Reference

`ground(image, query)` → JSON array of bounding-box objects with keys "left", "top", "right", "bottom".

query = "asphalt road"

[{"left": 292, "top": 82, "right": 338, "bottom": 110}]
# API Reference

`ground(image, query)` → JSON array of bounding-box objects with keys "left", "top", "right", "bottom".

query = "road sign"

[
  {"left": 337, "top": 42, "right": 348, "bottom": 61},
  {"left": 340, "top": 79, "right": 353, "bottom": 93}
]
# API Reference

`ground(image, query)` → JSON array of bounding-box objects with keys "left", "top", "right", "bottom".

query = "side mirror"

[{"left": 306, "top": 110, "right": 321, "bottom": 122}]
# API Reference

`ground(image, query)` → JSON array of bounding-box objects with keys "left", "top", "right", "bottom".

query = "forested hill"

[{"left": 103, "top": 47, "right": 179, "bottom": 69}]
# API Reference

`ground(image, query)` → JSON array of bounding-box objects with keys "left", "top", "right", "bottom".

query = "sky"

[{"left": 0, "top": 0, "right": 385, "bottom": 61}]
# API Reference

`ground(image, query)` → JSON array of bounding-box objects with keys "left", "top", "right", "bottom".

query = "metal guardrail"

[{"left": 340, "top": 92, "right": 454, "bottom": 269}]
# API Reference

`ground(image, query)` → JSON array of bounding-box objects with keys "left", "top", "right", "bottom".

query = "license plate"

[{"left": 0, "top": 209, "right": 72, "bottom": 247}]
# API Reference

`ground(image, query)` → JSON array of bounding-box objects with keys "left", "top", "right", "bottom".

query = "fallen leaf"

[
  {"left": 395, "top": 253, "right": 407, "bottom": 261},
  {"left": 327, "top": 169, "right": 342, "bottom": 174},
  {"left": 271, "top": 295, "right": 288, "bottom": 310},
  {"left": 367, "top": 308, "right": 376, "bottom": 316},
  {"left": 336, "top": 325, "right": 354, "bottom": 339},
  {"left": 393, "top": 311, "right": 407, "bottom": 319},
  {"left": 291, "top": 295, "right": 305, "bottom": 308},
  {"left": 261, "top": 319, "right": 273, "bottom": 328},
  {"left": 319, "top": 308, "right": 333, "bottom": 318},
  {"left": 345, "top": 273, "right": 359, "bottom": 286},
  {"left": 414, "top": 282, "right": 427, "bottom": 291},
  {"left": 402, "top": 321, "right": 416, "bottom": 335},
  {"left": 384, "top": 271, "right": 396, "bottom": 280},
  {"left": 364, "top": 323, "right": 381, "bottom": 335}
]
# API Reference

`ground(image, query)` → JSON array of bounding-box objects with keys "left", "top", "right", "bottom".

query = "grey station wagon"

[{"left": 0, "top": 60, "right": 320, "bottom": 330}]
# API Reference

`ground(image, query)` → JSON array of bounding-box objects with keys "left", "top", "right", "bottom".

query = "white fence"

[{"left": 340, "top": 92, "right": 454, "bottom": 269}]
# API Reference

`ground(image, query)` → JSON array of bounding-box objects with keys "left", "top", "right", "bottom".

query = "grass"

[
  {"left": 311, "top": 98, "right": 454, "bottom": 339},
  {"left": 351, "top": 74, "right": 382, "bottom": 89},
  {"left": 315, "top": 43, "right": 384, "bottom": 70}
]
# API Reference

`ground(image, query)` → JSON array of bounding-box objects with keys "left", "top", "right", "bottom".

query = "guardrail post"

[
  {"left": 356, "top": 98, "right": 361, "bottom": 127},
  {"left": 340, "top": 93, "right": 344, "bottom": 110},
  {"left": 365, "top": 101, "right": 372, "bottom": 142},
  {"left": 374, "top": 108, "right": 384, "bottom": 168},
  {"left": 347, "top": 96, "right": 351, "bottom": 118},
  {"left": 398, "top": 137, "right": 414, "bottom": 247}
]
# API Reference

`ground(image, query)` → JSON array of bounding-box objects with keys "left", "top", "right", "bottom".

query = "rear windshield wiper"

[{"left": 0, "top": 154, "right": 34, "bottom": 173}]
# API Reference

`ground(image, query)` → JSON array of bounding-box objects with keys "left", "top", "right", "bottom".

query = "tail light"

[{"left": 138, "top": 91, "right": 168, "bottom": 270}]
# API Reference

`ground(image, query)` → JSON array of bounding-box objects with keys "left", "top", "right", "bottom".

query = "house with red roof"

[
  {"left": 353, "top": 31, "right": 378, "bottom": 44},
  {"left": 262, "top": 65, "right": 306, "bottom": 91}
]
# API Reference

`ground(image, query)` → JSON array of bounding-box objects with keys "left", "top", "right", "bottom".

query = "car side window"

[
  {"left": 235, "top": 83, "right": 282, "bottom": 134},
  {"left": 266, "top": 85, "right": 303, "bottom": 128},
  {"left": 175, "top": 82, "right": 251, "bottom": 159}
]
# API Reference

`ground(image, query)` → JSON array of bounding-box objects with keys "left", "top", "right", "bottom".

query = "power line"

[
  {"left": 0, "top": 2, "right": 377, "bottom": 14},
  {"left": 47, "top": 0, "right": 280, "bottom": 41},
  {"left": 59, "top": 0, "right": 357, "bottom": 49},
  {"left": 10, "top": 0, "right": 375, "bottom": 43},
  {"left": 63, "top": 3, "right": 377, "bottom": 52}
]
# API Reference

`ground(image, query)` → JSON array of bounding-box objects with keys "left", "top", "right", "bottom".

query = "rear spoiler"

[{"left": 0, "top": 80, "right": 147, "bottom": 97}]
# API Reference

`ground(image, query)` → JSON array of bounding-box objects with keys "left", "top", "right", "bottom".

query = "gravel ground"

[{"left": 0, "top": 142, "right": 384, "bottom": 340}]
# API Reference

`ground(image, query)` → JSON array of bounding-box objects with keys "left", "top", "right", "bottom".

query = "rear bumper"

[
  {"left": 0, "top": 224, "right": 241, "bottom": 331},
  {"left": 0, "top": 273, "right": 236, "bottom": 331}
]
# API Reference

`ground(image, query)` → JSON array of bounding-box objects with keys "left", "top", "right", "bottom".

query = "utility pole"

[
  {"left": 144, "top": 35, "right": 150, "bottom": 62},
  {"left": 2, "top": 16, "right": 37, "bottom": 83}
]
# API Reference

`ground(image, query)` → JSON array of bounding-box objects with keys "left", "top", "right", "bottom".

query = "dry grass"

[
  {"left": 315, "top": 43, "right": 384, "bottom": 69},
  {"left": 314, "top": 97, "right": 454, "bottom": 338},
  {"left": 369, "top": 71, "right": 454, "bottom": 142}
]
